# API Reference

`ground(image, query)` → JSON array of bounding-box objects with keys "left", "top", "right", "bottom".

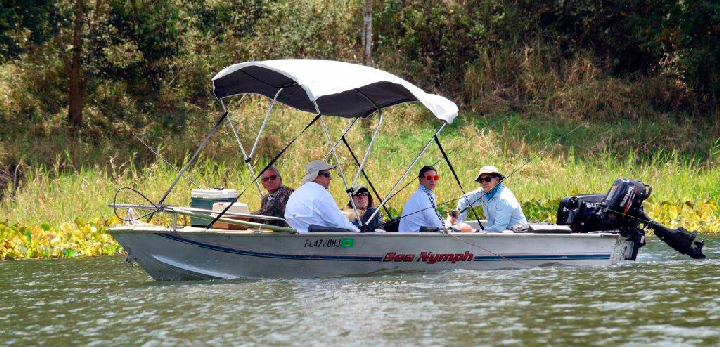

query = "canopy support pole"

[
  {"left": 434, "top": 134, "right": 483, "bottom": 230},
  {"left": 340, "top": 136, "right": 393, "bottom": 219},
  {"left": 224, "top": 97, "right": 263, "bottom": 197},
  {"left": 248, "top": 88, "right": 282, "bottom": 160},
  {"left": 207, "top": 113, "right": 322, "bottom": 229},
  {"left": 149, "top": 108, "right": 230, "bottom": 222},
  {"left": 323, "top": 118, "right": 360, "bottom": 162},
  {"left": 367, "top": 122, "right": 447, "bottom": 225},
  {"left": 319, "top": 116, "right": 364, "bottom": 227},
  {"left": 132, "top": 132, "right": 202, "bottom": 188},
  {"left": 350, "top": 110, "right": 384, "bottom": 189}
]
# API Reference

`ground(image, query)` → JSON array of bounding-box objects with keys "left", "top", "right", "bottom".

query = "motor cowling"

[
  {"left": 599, "top": 179, "right": 652, "bottom": 229},
  {"left": 557, "top": 179, "right": 706, "bottom": 260}
]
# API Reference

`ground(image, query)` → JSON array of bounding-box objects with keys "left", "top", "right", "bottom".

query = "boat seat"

[
  {"left": 308, "top": 225, "right": 356, "bottom": 233},
  {"left": 528, "top": 224, "right": 572, "bottom": 234}
]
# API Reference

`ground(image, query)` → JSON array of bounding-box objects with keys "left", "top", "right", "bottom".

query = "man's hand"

[{"left": 447, "top": 209, "right": 459, "bottom": 226}]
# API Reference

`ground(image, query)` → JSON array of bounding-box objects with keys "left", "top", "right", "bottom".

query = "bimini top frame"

[
  {"left": 142, "top": 59, "right": 461, "bottom": 230},
  {"left": 212, "top": 60, "right": 458, "bottom": 123}
]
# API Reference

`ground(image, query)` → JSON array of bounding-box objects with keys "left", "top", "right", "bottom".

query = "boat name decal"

[
  {"left": 304, "top": 238, "right": 355, "bottom": 248},
  {"left": 383, "top": 251, "right": 474, "bottom": 264}
]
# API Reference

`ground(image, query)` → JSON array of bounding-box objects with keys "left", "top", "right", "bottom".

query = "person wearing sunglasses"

[
  {"left": 342, "top": 185, "right": 383, "bottom": 230},
  {"left": 251, "top": 166, "right": 294, "bottom": 226},
  {"left": 284, "top": 160, "right": 360, "bottom": 233},
  {"left": 449, "top": 165, "right": 527, "bottom": 232},
  {"left": 398, "top": 166, "right": 446, "bottom": 233}
]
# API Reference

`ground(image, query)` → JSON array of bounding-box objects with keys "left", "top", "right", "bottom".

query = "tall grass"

[{"left": 2, "top": 100, "right": 718, "bottom": 231}]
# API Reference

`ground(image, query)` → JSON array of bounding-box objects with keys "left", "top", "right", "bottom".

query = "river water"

[{"left": 1, "top": 236, "right": 718, "bottom": 347}]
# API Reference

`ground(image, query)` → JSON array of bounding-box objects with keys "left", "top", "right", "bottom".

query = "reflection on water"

[{"left": 1, "top": 236, "right": 718, "bottom": 347}]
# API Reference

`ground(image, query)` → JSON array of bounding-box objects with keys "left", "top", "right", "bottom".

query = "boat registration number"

[{"left": 304, "top": 238, "right": 354, "bottom": 248}]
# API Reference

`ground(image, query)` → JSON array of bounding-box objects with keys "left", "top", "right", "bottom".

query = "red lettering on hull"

[{"left": 383, "top": 251, "right": 474, "bottom": 264}]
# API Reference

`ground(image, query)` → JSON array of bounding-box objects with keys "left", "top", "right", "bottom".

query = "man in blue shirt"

[
  {"left": 398, "top": 166, "right": 446, "bottom": 232},
  {"left": 449, "top": 166, "right": 527, "bottom": 232}
]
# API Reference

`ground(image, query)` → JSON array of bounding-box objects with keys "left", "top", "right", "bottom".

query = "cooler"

[{"left": 190, "top": 188, "right": 237, "bottom": 227}]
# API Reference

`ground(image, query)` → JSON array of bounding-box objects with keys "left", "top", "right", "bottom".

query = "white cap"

[
  {"left": 302, "top": 160, "right": 335, "bottom": 184},
  {"left": 475, "top": 165, "right": 503, "bottom": 182}
]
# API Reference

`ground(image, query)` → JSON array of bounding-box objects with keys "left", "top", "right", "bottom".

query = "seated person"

[
  {"left": 342, "top": 185, "right": 382, "bottom": 231},
  {"left": 252, "top": 166, "right": 294, "bottom": 226},
  {"left": 398, "top": 166, "right": 445, "bottom": 233},
  {"left": 284, "top": 160, "right": 360, "bottom": 233},
  {"left": 448, "top": 165, "right": 527, "bottom": 232}
]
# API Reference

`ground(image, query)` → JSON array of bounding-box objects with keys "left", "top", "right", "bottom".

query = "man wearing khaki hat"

[
  {"left": 284, "top": 160, "right": 360, "bottom": 233},
  {"left": 449, "top": 165, "right": 527, "bottom": 232}
]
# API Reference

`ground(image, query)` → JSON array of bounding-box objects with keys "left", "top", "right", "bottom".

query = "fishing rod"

[
  {"left": 132, "top": 133, "right": 203, "bottom": 188},
  {"left": 377, "top": 119, "right": 587, "bottom": 229},
  {"left": 446, "top": 122, "right": 585, "bottom": 220},
  {"left": 379, "top": 113, "right": 521, "bottom": 210}
]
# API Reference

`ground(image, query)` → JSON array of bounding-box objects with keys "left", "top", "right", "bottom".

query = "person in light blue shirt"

[{"left": 449, "top": 165, "right": 527, "bottom": 232}]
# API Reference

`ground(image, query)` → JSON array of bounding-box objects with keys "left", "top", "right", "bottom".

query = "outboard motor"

[
  {"left": 599, "top": 179, "right": 705, "bottom": 260},
  {"left": 558, "top": 179, "right": 706, "bottom": 260}
]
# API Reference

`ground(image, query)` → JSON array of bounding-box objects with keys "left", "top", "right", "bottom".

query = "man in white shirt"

[
  {"left": 398, "top": 166, "right": 446, "bottom": 232},
  {"left": 284, "top": 160, "right": 360, "bottom": 233}
]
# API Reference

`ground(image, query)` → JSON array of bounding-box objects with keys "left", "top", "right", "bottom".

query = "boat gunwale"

[{"left": 107, "top": 226, "right": 621, "bottom": 239}]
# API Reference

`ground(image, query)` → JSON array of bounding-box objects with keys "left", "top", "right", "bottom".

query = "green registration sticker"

[{"left": 340, "top": 238, "right": 355, "bottom": 248}]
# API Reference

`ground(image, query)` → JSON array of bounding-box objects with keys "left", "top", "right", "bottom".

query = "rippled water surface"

[{"left": 1, "top": 236, "right": 719, "bottom": 346}]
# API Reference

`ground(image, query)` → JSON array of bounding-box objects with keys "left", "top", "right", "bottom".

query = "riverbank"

[{"left": 1, "top": 107, "right": 718, "bottom": 260}]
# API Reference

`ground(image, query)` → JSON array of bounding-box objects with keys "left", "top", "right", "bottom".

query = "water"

[{"left": 1, "top": 236, "right": 718, "bottom": 347}]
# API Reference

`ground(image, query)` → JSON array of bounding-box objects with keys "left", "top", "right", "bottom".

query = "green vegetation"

[{"left": 1, "top": 0, "right": 719, "bottom": 259}]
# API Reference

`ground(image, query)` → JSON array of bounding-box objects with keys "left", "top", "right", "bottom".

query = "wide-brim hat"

[
  {"left": 302, "top": 160, "right": 335, "bottom": 184},
  {"left": 475, "top": 165, "right": 503, "bottom": 182}
]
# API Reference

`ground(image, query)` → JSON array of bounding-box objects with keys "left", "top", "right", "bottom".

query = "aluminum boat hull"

[{"left": 109, "top": 226, "right": 629, "bottom": 280}]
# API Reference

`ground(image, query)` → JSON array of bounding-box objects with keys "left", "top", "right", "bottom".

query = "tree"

[
  {"left": 67, "top": 0, "right": 85, "bottom": 128},
  {"left": 362, "top": 0, "right": 372, "bottom": 66}
]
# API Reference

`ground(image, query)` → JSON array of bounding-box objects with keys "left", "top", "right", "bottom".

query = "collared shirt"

[
  {"left": 284, "top": 182, "right": 360, "bottom": 233},
  {"left": 398, "top": 186, "right": 445, "bottom": 233},
  {"left": 455, "top": 184, "right": 527, "bottom": 232},
  {"left": 253, "top": 185, "right": 294, "bottom": 226}
]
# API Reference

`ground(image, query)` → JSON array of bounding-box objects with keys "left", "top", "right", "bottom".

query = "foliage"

[
  {"left": 1, "top": 104, "right": 718, "bottom": 262},
  {"left": 1, "top": 0, "right": 720, "bottom": 260},
  {"left": 375, "top": 0, "right": 720, "bottom": 112},
  {"left": 0, "top": 217, "right": 122, "bottom": 260},
  {"left": 0, "top": 0, "right": 66, "bottom": 60}
]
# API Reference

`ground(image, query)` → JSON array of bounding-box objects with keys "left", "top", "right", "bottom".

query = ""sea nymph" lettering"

[{"left": 382, "top": 251, "right": 474, "bottom": 264}]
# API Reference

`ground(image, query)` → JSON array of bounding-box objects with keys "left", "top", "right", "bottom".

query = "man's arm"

[
  {"left": 456, "top": 190, "right": 483, "bottom": 223},
  {"left": 483, "top": 199, "right": 513, "bottom": 232},
  {"left": 316, "top": 192, "right": 360, "bottom": 232}
]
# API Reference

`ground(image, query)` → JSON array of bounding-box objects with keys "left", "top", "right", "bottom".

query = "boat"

[{"left": 108, "top": 60, "right": 705, "bottom": 280}]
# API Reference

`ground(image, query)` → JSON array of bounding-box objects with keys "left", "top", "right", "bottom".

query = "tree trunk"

[
  {"left": 362, "top": 0, "right": 373, "bottom": 67},
  {"left": 68, "top": 0, "right": 85, "bottom": 128}
]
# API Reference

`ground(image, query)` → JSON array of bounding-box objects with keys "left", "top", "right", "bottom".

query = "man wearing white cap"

[
  {"left": 449, "top": 165, "right": 527, "bottom": 232},
  {"left": 284, "top": 160, "right": 360, "bottom": 233}
]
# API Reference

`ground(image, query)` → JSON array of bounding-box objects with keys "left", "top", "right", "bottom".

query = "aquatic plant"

[{"left": 0, "top": 218, "right": 122, "bottom": 260}]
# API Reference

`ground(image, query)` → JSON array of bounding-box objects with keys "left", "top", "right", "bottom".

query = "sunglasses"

[
  {"left": 261, "top": 174, "right": 278, "bottom": 182},
  {"left": 477, "top": 176, "right": 493, "bottom": 183},
  {"left": 423, "top": 175, "right": 440, "bottom": 181},
  {"left": 354, "top": 192, "right": 370, "bottom": 197},
  {"left": 318, "top": 171, "right": 331, "bottom": 178}
]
